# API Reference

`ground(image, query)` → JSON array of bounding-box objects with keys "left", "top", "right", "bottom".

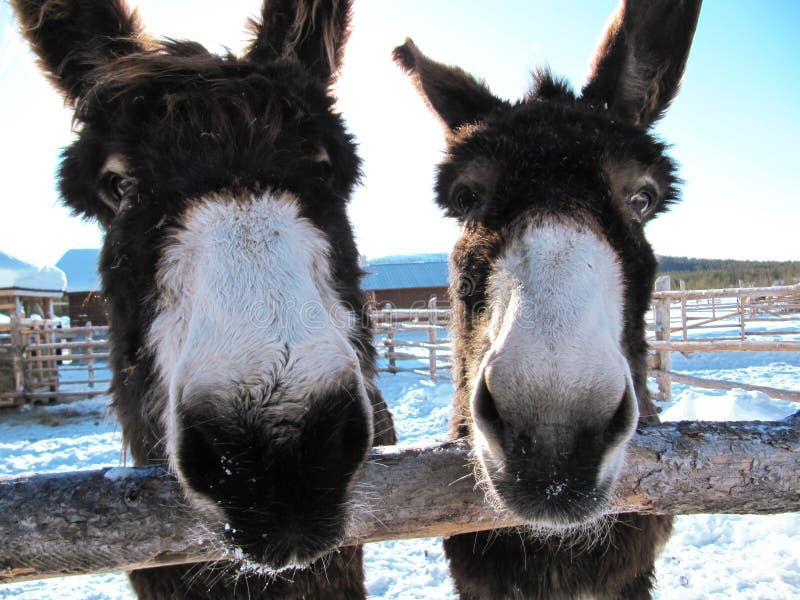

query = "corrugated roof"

[
  {"left": 362, "top": 255, "right": 449, "bottom": 290},
  {"left": 52, "top": 248, "right": 450, "bottom": 293},
  {"left": 56, "top": 248, "right": 102, "bottom": 293}
]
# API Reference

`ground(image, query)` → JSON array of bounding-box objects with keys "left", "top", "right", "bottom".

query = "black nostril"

[
  {"left": 175, "top": 383, "right": 372, "bottom": 567},
  {"left": 178, "top": 408, "right": 238, "bottom": 498},
  {"left": 473, "top": 373, "right": 505, "bottom": 439},
  {"left": 335, "top": 390, "right": 372, "bottom": 468},
  {"left": 303, "top": 383, "right": 372, "bottom": 484},
  {"left": 603, "top": 386, "right": 637, "bottom": 447}
]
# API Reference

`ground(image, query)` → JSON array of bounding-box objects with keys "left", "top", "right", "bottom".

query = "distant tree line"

[{"left": 657, "top": 256, "right": 800, "bottom": 290}]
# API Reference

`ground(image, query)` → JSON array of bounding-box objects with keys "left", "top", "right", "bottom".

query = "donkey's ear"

[
  {"left": 393, "top": 38, "right": 505, "bottom": 133},
  {"left": 246, "top": 0, "right": 352, "bottom": 83},
  {"left": 11, "top": 0, "right": 144, "bottom": 102},
  {"left": 581, "top": 0, "right": 702, "bottom": 128}
]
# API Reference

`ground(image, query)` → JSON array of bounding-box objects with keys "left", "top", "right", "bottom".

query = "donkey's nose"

[
  {"left": 176, "top": 381, "right": 372, "bottom": 567},
  {"left": 471, "top": 363, "right": 639, "bottom": 525}
]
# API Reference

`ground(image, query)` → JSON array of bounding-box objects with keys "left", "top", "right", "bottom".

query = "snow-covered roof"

[
  {"left": 0, "top": 250, "right": 66, "bottom": 295},
  {"left": 56, "top": 248, "right": 102, "bottom": 293}
]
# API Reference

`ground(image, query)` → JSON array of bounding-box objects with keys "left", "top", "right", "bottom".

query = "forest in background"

[{"left": 657, "top": 256, "right": 800, "bottom": 290}]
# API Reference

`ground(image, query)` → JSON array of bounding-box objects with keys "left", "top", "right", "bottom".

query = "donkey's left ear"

[
  {"left": 11, "top": 0, "right": 144, "bottom": 102},
  {"left": 246, "top": 0, "right": 352, "bottom": 83},
  {"left": 393, "top": 38, "right": 506, "bottom": 133},
  {"left": 581, "top": 0, "right": 702, "bottom": 129}
]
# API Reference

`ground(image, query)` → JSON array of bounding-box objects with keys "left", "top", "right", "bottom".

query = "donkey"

[
  {"left": 13, "top": 0, "right": 395, "bottom": 597},
  {"left": 394, "top": 1, "right": 700, "bottom": 597}
]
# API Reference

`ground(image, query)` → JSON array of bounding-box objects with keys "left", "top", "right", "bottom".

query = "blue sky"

[{"left": 1, "top": 0, "right": 798, "bottom": 266}]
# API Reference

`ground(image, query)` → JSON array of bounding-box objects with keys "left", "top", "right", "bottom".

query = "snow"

[
  {"left": 0, "top": 249, "right": 66, "bottom": 293},
  {"left": 1, "top": 318, "right": 799, "bottom": 599}
]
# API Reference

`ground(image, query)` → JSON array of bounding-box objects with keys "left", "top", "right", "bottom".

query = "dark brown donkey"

[
  {"left": 12, "top": 0, "right": 395, "bottom": 597},
  {"left": 394, "top": 0, "right": 701, "bottom": 597}
]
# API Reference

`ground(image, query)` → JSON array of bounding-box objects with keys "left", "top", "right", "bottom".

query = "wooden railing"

[
  {"left": 1, "top": 418, "right": 799, "bottom": 584},
  {"left": 371, "top": 297, "right": 452, "bottom": 380},
  {"left": 648, "top": 278, "right": 800, "bottom": 403},
  {"left": 2, "top": 282, "right": 798, "bottom": 406},
  {"left": 0, "top": 319, "right": 110, "bottom": 406}
]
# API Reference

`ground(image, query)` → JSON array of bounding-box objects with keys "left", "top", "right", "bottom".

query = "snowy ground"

[{"left": 2, "top": 315, "right": 799, "bottom": 599}]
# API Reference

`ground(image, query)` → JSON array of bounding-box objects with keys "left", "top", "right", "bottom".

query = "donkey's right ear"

[
  {"left": 393, "top": 39, "right": 505, "bottom": 133},
  {"left": 11, "top": 0, "right": 144, "bottom": 102}
]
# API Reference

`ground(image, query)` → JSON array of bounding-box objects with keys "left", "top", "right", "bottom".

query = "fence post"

[
  {"left": 86, "top": 321, "right": 95, "bottom": 388},
  {"left": 653, "top": 275, "right": 672, "bottom": 403},
  {"left": 428, "top": 297, "right": 438, "bottom": 381},
  {"left": 386, "top": 329, "right": 396, "bottom": 374},
  {"left": 9, "top": 297, "right": 27, "bottom": 401},
  {"left": 679, "top": 280, "right": 688, "bottom": 341},
  {"left": 737, "top": 297, "right": 746, "bottom": 341}
]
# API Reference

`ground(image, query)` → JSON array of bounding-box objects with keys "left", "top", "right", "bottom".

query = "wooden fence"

[
  {"left": 2, "top": 283, "right": 799, "bottom": 407},
  {"left": 1, "top": 418, "right": 799, "bottom": 583},
  {"left": 0, "top": 319, "right": 110, "bottom": 407},
  {"left": 648, "top": 278, "right": 800, "bottom": 403},
  {"left": 1, "top": 286, "right": 799, "bottom": 583},
  {"left": 371, "top": 297, "right": 452, "bottom": 380}
]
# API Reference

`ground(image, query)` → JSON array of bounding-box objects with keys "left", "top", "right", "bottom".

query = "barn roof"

[
  {"left": 51, "top": 248, "right": 451, "bottom": 294},
  {"left": 56, "top": 249, "right": 102, "bottom": 293},
  {"left": 362, "top": 254, "right": 449, "bottom": 290},
  {"left": 0, "top": 250, "right": 66, "bottom": 294}
]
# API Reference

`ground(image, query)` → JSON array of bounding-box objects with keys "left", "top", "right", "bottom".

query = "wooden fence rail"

[
  {"left": 1, "top": 418, "right": 798, "bottom": 584},
  {"left": 371, "top": 297, "right": 452, "bottom": 379},
  {"left": 2, "top": 284, "right": 798, "bottom": 405},
  {"left": 649, "top": 281, "right": 800, "bottom": 342},
  {"left": 0, "top": 320, "right": 111, "bottom": 405},
  {"left": 648, "top": 279, "right": 800, "bottom": 403}
]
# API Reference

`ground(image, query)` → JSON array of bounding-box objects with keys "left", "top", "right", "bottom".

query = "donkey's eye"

[
  {"left": 103, "top": 172, "right": 135, "bottom": 200},
  {"left": 453, "top": 185, "right": 480, "bottom": 215},
  {"left": 311, "top": 157, "right": 333, "bottom": 182},
  {"left": 310, "top": 147, "right": 333, "bottom": 183},
  {"left": 628, "top": 189, "right": 653, "bottom": 217}
]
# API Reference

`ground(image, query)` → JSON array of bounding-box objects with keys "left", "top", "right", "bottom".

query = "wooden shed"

[
  {"left": 56, "top": 248, "right": 109, "bottom": 326},
  {"left": 0, "top": 251, "right": 67, "bottom": 405},
  {"left": 362, "top": 254, "right": 449, "bottom": 309}
]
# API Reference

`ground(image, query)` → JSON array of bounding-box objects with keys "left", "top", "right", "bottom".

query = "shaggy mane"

[{"left": 527, "top": 67, "right": 576, "bottom": 103}]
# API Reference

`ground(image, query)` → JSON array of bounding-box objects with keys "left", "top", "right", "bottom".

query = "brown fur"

[
  {"left": 12, "top": 1, "right": 395, "bottom": 598},
  {"left": 395, "top": 1, "right": 701, "bottom": 597}
]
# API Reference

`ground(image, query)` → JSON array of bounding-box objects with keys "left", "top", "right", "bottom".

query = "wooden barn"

[
  {"left": 362, "top": 254, "right": 449, "bottom": 308},
  {"left": 0, "top": 250, "right": 67, "bottom": 402},
  {"left": 0, "top": 250, "right": 66, "bottom": 319},
  {"left": 56, "top": 248, "right": 109, "bottom": 326},
  {"left": 51, "top": 249, "right": 449, "bottom": 319}
]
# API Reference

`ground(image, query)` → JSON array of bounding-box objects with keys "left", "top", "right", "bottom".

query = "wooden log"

[
  {"left": 1, "top": 420, "right": 799, "bottom": 584},
  {"left": 86, "top": 323, "right": 95, "bottom": 389},
  {"left": 25, "top": 353, "right": 111, "bottom": 364},
  {"left": 23, "top": 390, "right": 110, "bottom": 401},
  {"left": 651, "top": 283, "right": 800, "bottom": 301},
  {"left": 428, "top": 297, "right": 438, "bottom": 381},
  {"left": 679, "top": 280, "right": 688, "bottom": 341},
  {"left": 17, "top": 341, "right": 110, "bottom": 352},
  {"left": 46, "top": 379, "right": 113, "bottom": 387},
  {"left": 386, "top": 329, "right": 396, "bottom": 373},
  {"left": 370, "top": 308, "right": 450, "bottom": 321},
  {"left": 650, "top": 369, "right": 800, "bottom": 403},
  {"left": 10, "top": 298, "right": 25, "bottom": 396},
  {"left": 384, "top": 352, "right": 424, "bottom": 361},
  {"left": 650, "top": 340, "right": 800, "bottom": 353},
  {"left": 383, "top": 340, "right": 452, "bottom": 349},
  {"left": 653, "top": 276, "right": 672, "bottom": 402}
]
